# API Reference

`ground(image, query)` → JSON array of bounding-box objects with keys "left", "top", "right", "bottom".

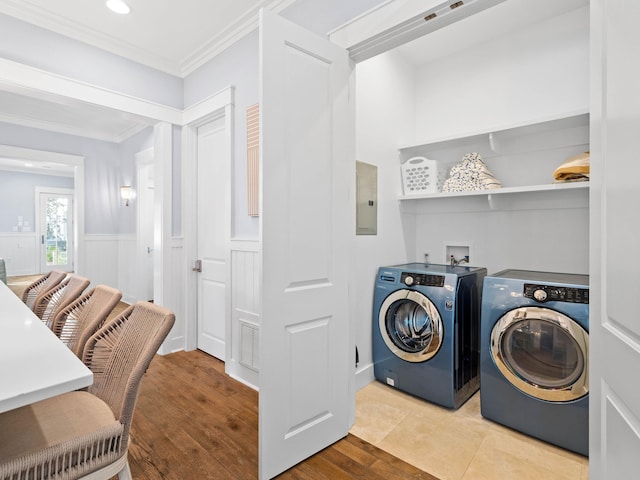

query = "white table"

[{"left": 0, "top": 280, "right": 93, "bottom": 413}]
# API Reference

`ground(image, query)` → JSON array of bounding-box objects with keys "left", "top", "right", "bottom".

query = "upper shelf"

[
  {"left": 398, "top": 110, "right": 590, "bottom": 202},
  {"left": 398, "top": 110, "right": 589, "bottom": 156}
]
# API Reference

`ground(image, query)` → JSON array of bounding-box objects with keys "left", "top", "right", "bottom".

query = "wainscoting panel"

[
  {"left": 117, "top": 234, "right": 136, "bottom": 303},
  {"left": 83, "top": 235, "right": 120, "bottom": 288},
  {"left": 160, "top": 237, "right": 185, "bottom": 354},
  {"left": 0, "top": 233, "right": 37, "bottom": 275},
  {"left": 230, "top": 241, "right": 260, "bottom": 389}
]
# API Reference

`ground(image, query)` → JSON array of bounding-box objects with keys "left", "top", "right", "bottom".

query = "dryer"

[
  {"left": 372, "top": 263, "right": 486, "bottom": 409},
  {"left": 480, "top": 269, "right": 589, "bottom": 456}
]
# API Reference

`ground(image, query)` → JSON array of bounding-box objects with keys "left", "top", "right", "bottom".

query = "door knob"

[{"left": 193, "top": 259, "right": 202, "bottom": 272}]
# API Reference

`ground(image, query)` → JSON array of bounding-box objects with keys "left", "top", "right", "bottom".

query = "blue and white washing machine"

[
  {"left": 372, "top": 263, "right": 486, "bottom": 409},
  {"left": 480, "top": 269, "right": 589, "bottom": 456}
]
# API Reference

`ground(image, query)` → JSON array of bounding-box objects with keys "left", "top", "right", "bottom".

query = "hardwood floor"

[{"left": 129, "top": 350, "right": 439, "bottom": 480}]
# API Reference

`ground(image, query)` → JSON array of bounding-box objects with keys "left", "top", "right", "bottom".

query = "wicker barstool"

[
  {"left": 0, "top": 302, "right": 175, "bottom": 480},
  {"left": 33, "top": 275, "right": 90, "bottom": 329},
  {"left": 21, "top": 270, "right": 67, "bottom": 310},
  {"left": 50, "top": 285, "right": 123, "bottom": 357}
]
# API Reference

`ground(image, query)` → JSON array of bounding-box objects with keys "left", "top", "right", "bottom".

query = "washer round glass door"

[
  {"left": 378, "top": 289, "right": 443, "bottom": 363},
  {"left": 491, "top": 306, "right": 589, "bottom": 402}
]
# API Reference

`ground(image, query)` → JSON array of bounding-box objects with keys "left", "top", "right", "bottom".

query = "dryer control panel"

[
  {"left": 524, "top": 284, "right": 589, "bottom": 304},
  {"left": 401, "top": 272, "right": 445, "bottom": 287}
]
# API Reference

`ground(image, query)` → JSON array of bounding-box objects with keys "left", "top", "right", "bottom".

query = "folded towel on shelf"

[
  {"left": 442, "top": 152, "right": 502, "bottom": 192},
  {"left": 554, "top": 152, "right": 590, "bottom": 182}
]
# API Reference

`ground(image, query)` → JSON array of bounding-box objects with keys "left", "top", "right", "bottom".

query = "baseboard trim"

[{"left": 355, "top": 362, "right": 375, "bottom": 391}]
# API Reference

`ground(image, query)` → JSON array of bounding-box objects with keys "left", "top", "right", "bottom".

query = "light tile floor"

[{"left": 351, "top": 381, "right": 589, "bottom": 480}]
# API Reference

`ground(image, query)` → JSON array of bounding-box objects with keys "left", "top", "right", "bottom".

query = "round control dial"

[
  {"left": 533, "top": 289, "right": 548, "bottom": 302},
  {"left": 404, "top": 276, "right": 415, "bottom": 286}
]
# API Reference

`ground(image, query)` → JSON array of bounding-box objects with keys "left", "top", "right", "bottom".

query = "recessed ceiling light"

[{"left": 106, "top": 0, "right": 131, "bottom": 15}]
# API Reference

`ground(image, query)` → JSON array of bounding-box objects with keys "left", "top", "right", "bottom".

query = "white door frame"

[
  {"left": 136, "top": 147, "right": 155, "bottom": 302},
  {"left": 35, "top": 187, "right": 75, "bottom": 273},
  {"left": 182, "top": 87, "right": 234, "bottom": 357},
  {"left": 0, "top": 59, "right": 182, "bottom": 126},
  {"left": 0, "top": 145, "right": 84, "bottom": 274}
]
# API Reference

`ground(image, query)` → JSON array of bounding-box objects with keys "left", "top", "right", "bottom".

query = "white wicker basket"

[{"left": 401, "top": 156, "right": 440, "bottom": 195}]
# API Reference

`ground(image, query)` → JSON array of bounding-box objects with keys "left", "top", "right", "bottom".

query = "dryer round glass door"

[
  {"left": 490, "top": 306, "right": 589, "bottom": 402},
  {"left": 378, "top": 289, "right": 443, "bottom": 363}
]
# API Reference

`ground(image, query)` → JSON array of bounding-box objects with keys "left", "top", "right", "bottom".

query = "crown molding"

[
  {"left": 0, "top": 0, "right": 299, "bottom": 78},
  {"left": 180, "top": 0, "right": 298, "bottom": 76}
]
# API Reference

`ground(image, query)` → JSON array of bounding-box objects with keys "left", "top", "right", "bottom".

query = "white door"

[
  {"left": 37, "top": 188, "right": 74, "bottom": 273},
  {"left": 590, "top": 0, "right": 640, "bottom": 476},
  {"left": 259, "top": 9, "right": 354, "bottom": 479},
  {"left": 196, "top": 117, "right": 229, "bottom": 360},
  {"left": 137, "top": 148, "right": 155, "bottom": 302}
]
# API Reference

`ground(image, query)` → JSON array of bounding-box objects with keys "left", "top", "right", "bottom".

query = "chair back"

[
  {"left": 0, "top": 258, "right": 6, "bottom": 284},
  {"left": 50, "top": 285, "right": 123, "bottom": 357},
  {"left": 82, "top": 301, "right": 175, "bottom": 443},
  {"left": 34, "top": 275, "right": 90, "bottom": 328},
  {"left": 22, "top": 270, "right": 66, "bottom": 309}
]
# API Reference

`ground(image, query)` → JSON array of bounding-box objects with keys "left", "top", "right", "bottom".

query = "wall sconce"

[{"left": 120, "top": 185, "right": 133, "bottom": 207}]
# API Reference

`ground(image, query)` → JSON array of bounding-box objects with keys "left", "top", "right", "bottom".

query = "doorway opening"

[{"left": 36, "top": 188, "right": 74, "bottom": 272}]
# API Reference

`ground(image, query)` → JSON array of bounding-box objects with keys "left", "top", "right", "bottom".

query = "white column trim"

[
  {"left": 0, "top": 58, "right": 182, "bottom": 124},
  {"left": 152, "top": 123, "right": 172, "bottom": 308}
]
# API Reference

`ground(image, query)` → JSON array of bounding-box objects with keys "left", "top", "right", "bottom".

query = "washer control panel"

[
  {"left": 401, "top": 272, "right": 445, "bottom": 287},
  {"left": 524, "top": 283, "right": 589, "bottom": 304}
]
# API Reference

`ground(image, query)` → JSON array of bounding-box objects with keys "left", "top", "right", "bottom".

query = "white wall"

[
  {"left": 184, "top": 32, "right": 260, "bottom": 240},
  {"left": 353, "top": 51, "right": 417, "bottom": 387},
  {"left": 353, "top": 5, "right": 590, "bottom": 384},
  {"left": 413, "top": 7, "right": 589, "bottom": 141}
]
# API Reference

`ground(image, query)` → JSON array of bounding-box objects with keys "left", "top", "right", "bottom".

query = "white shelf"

[
  {"left": 398, "top": 111, "right": 590, "bottom": 204},
  {"left": 399, "top": 181, "right": 588, "bottom": 201},
  {"left": 398, "top": 110, "right": 589, "bottom": 154}
]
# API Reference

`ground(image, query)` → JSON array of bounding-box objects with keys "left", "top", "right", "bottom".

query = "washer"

[
  {"left": 372, "top": 263, "right": 486, "bottom": 409},
  {"left": 480, "top": 269, "right": 589, "bottom": 456}
]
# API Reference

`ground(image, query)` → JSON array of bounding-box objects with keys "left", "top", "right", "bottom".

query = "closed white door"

[
  {"left": 37, "top": 189, "right": 74, "bottom": 273},
  {"left": 591, "top": 0, "right": 640, "bottom": 476},
  {"left": 196, "top": 116, "right": 229, "bottom": 360},
  {"left": 259, "top": 9, "right": 354, "bottom": 479}
]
